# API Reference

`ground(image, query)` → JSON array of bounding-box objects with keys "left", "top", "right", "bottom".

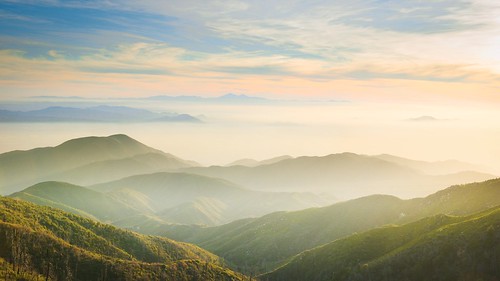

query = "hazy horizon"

[
  {"left": 1, "top": 97, "right": 499, "bottom": 176},
  {"left": 1, "top": 2, "right": 499, "bottom": 280},
  {"left": 2, "top": 1, "right": 499, "bottom": 174}
]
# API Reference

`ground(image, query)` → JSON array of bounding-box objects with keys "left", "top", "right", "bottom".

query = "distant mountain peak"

[
  {"left": 0, "top": 105, "right": 201, "bottom": 123},
  {"left": 409, "top": 115, "right": 439, "bottom": 122},
  {"left": 218, "top": 93, "right": 267, "bottom": 101}
]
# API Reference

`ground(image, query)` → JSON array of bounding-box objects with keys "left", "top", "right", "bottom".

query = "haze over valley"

[{"left": 1, "top": 0, "right": 499, "bottom": 280}]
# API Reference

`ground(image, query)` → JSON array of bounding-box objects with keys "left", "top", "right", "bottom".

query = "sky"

[
  {"left": 0, "top": 0, "right": 500, "bottom": 174},
  {"left": 0, "top": 0, "right": 499, "bottom": 102}
]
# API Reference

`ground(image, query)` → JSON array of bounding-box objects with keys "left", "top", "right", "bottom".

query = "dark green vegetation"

[
  {"left": 161, "top": 178, "right": 500, "bottom": 274},
  {"left": 0, "top": 196, "right": 245, "bottom": 281},
  {"left": 262, "top": 207, "right": 500, "bottom": 281},
  {"left": 1, "top": 257, "right": 46, "bottom": 281},
  {"left": 0, "top": 134, "right": 197, "bottom": 195},
  {"left": 183, "top": 152, "right": 494, "bottom": 198}
]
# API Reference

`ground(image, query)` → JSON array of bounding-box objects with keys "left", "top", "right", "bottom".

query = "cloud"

[{"left": 0, "top": 0, "right": 499, "bottom": 101}]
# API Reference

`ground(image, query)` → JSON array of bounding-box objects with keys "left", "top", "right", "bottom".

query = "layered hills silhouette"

[
  {"left": 160, "top": 178, "right": 500, "bottom": 274},
  {"left": 0, "top": 105, "right": 201, "bottom": 123},
  {"left": 2, "top": 134, "right": 493, "bottom": 200},
  {"left": 0, "top": 134, "right": 198, "bottom": 195},
  {"left": 226, "top": 156, "right": 293, "bottom": 167},
  {"left": 184, "top": 152, "right": 494, "bottom": 198},
  {"left": 373, "top": 154, "right": 488, "bottom": 175},
  {"left": 9, "top": 174, "right": 331, "bottom": 226},
  {"left": 1, "top": 134, "right": 498, "bottom": 280}
]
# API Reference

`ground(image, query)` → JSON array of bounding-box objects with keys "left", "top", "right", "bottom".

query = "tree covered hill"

[
  {"left": 160, "top": 178, "right": 500, "bottom": 274},
  {"left": 261, "top": 206, "right": 500, "bottom": 281},
  {"left": 0, "top": 196, "right": 245, "bottom": 281},
  {"left": 9, "top": 181, "right": 142, "bottom": 222}
]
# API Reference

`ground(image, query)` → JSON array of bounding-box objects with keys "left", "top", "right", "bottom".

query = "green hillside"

[
  {"left": 9, "top": 173, "right": 331, "bottom": 228},
  {"left": 0, "top": 134, "right": 197, "bottom": 195},
  {"left": 160, "top": 178, "right": 500, "bottom": 274},
  {"left": 9, "top": 181, "right": 142, "bottom": 222},
  {"left": 1, "top": 257, "right": 47, "bottom": 281},
  {"left": 0, "top": 196, "right": 245, "bottom": 281},
  {"left": 262, "top": 207, "right": 500, "bottom": 281}
]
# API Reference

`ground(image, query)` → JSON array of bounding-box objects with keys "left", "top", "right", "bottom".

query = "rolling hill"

[
  {"left": 183, "top": 152, "right": 495, "bottom": 199},
  {"left": 159, "top": 178, "right": 500, "bottom": 274},
  {"left": 0, "top": 134, "right": 198, "bottom": 195},
  {"left": 0, "top": 196, "right": 245, "bottom": 281},
  {"left": 92, "top": 172, "right": 332, "bottom": 226},
  {"left": 9, "top": 181, "right": 142, "bottom": 222},
  {"left": 261, "top": 207, "right": 500, "bottom": 281},
  {"left": 47, "top": 152, "right": 197, "bottom": 186},
  {"left": 8, "top": 174, "right": 332, "bottom": 227}
]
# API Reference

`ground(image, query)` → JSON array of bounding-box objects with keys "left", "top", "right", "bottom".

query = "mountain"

[
  {"left": 159, "top": 178, "right": 500, "bottom": 274},
  {"left": 261, "top": 207, "right": 500, "bottom": 281},
  {"left": 408, "top": 115, "right": 440, "bottom": 122},
  {"left": 0, "top": 105, "right": 201, "bottom": 123},
  {"left": 226, "top": 155, "right": 293, "bottom": 167},
  {"left": 184, "top": 152, "right": 495, "bottom": 199},
  {"left": 374, "top": 154, "right": 488, "bottom": 175},
  {"left": 226, "top": 159, "right": 260, "bottom": 167},
  {"left": 0, "top": 196, "right": 245, "bottom": 281},
  {"left": 91, "top": 172, "right": 332, "bottom": 226},
  {"left": 9, "top": 181, "right": 142, "bottom": 222},
  {"left": 0, "top": 134, "right": 197, "bottom": 195},
  {"left": 147, "top": 93, "right": 272, "bottom": 104},
  {"left": 47, "top": 152, "right": 197, "bottom": 186}
]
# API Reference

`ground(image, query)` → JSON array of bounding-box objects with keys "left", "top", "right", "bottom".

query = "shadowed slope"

[
  {"left": 262, "top": 207, "right": 500, "bottom": 281},
  {"left": 160, "top": 178, "right": 500, "bottom": 274},
  {"left": 0, "top": 196, "right": 245, "bottom": 281}
]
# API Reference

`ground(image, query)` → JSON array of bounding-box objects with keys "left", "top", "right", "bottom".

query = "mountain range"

[
  {"left": 9, "top": 174, "right": 331, "bottom": 226},
  {"left": 147, "top": 93, "right": 272, "bottom": 104},
  {"left": 0, "top": 105, "right": 201, "bottom": 123},
  {"left": 0, "top": 134, "right": 198, "bottom": 195},
  {"left": 159, "top": 178, "right": 500, "bottom": 274},
  {"left": 225, "top": 155, "right": 293, "bottom": 167},
  {"left": 0, "top": 134, "right": 498, "bottom": 280},
  {"left": 184, "top": 152, "right": 494, "bottom": 199}
]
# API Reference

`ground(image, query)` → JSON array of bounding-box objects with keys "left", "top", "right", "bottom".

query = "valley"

[{"left": 0, "top": 135, "right": 498, "bottom": 280}]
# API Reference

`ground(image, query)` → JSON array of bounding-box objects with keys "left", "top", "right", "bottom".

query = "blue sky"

[{"left": 0, "top": 0, "right": 499, "bottom": 100}]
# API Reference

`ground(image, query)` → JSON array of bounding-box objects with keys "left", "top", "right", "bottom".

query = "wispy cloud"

[{"left": 0, "top": 0, "right": 499, "bottom": 101}]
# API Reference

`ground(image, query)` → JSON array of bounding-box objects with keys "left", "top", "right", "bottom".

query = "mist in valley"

[{"left": 1, "top": 0, "right": 499, "bottom": 280}]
